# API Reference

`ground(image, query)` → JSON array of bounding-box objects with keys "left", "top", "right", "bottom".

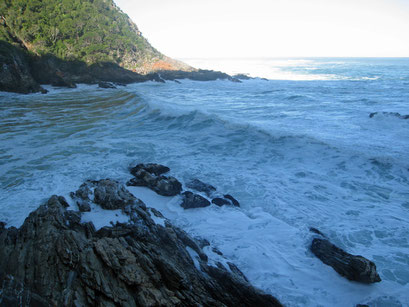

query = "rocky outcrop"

[
  {"left": 310, "top": 238, "right": 381, "bottom": 283},
  {"left": 186, "top": 179, "right": 216, "bottom": 197},
  {"left": 369, "top": 112, "right": 409, "bottom": 120},
  {"left": 180, "top": 191, "right": 211, "bottom": 209},
  {"left": 0, "top": 40, "right": 46, "bottom": 94},
  {"left": 127, "top": 166, "right": 182, "bottom": 196},
  {"left": 0, "top": 179, "right": 282, "bottom": 306},
  {"left": 158, "top": 69, "right": 241, "bottom": 83},
  {"left": 130, "top": 163, "right": 170, "bottom": 177}
]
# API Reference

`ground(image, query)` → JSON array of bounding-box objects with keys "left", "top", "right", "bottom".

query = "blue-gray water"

[{"left": 1, "top": 58, "right": 408, "bottom": 306}]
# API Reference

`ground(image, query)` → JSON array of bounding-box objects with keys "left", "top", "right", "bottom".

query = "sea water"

[{"left": 0, "top": 58, "right": 408, "bottom": 306}]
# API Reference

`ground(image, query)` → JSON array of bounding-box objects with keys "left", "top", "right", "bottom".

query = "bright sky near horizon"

[{"left": 114, "top": 0, "right": 409, "bottom": 58}]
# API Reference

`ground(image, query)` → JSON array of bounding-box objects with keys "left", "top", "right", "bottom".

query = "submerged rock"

[
  {"left": 311, "top": 238, "right": 381, "bottom": 283},
  {"left": 0, "top": 180, "right": 282, "bottom": 306},
  {"left": 180, "top": 191, "right": 211, "bottom": 209}
]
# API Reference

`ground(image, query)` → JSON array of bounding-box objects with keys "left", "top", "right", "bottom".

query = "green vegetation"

[{"left": 0, "top": 0, "right": 162, "bottom": 70}]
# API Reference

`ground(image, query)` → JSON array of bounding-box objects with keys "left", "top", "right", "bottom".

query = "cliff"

[{"left": 0, "top": 0, "right": 234, "bottom": 94}]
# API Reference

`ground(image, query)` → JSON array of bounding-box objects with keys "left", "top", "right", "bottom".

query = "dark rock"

[
  {"left": 0, "top": 222, "right": 5, "bottom": 230},
  {"left": 212, "top": 247, "right": 223, "bottom": 256},
  {"left": 233, "top": 73, "right": 253, "bottom": 80},
  {"left": 309, "top": 227, "right": 327, "bottom": 238},
  {"left": 158, "top": 69, "right": 237, "bottom": 82},
  {"left": 98, "top": 81, "right": 116, "bottom": 89},
  {"left": 71, "top": 179, "right": 146, "bottom": 210},
  {"left": 174, "top": 79, "right": 181, "bottom": 84},
  {"left": 212, "top": 197, "right": 231, "bottom": 207},
  {"left": 212, "top": 195, "right": 240, "bottom": 207},
  {"left": 310, "top": 238, "right": 381, "bottom": 283},
  {"left": 0, "top": 40, "right": 44, "bottom": 94},
  {"left": 369, "top": 112, "right": 409, "bottom": 119},
  {"left": 224, "top": 194, "right": 240, "bottom": 207},
  {"left": 77, "top": 200, "right": 91, "bottom": 212},
  {"left": 356, "top": 304, "right": 369, "bottom": 307},
  {"left": 50, "top": 74, "right": 76, "bottom": 88},
  {"left": 0, "top": 181, "right": 282, "bottom": 306},
  {"left": 180, "top": 191, "right": 211, "bottom": 209},
  {"left": 127, "top": 169, "right": 182, "bottom": 196},
  {"left": 186, "top": 178, "right": 217, "bottom": 196},
  {"left": 130, "top": 163, "right": 170, "bottom": 176},
  {"left": 57, "top": 196, "right": 70, "bottom": 208},
  {"left": 94, "top": 179, "right": 140, "bottom": 210}
]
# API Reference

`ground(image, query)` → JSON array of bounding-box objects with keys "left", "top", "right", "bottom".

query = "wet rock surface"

[
  {"left": 0, "top": 179, "right": 282, "bottom": 307},
  {"left": 186, "top": 179, "right": 216, "bottom": 197},
  {"left": 98, "top": 81, "right": 117, "bottom": 89},
  {"left": 127, "top": 170, "right": 182, "bottom": 196},
  {"left": 180, "top": 191, "right": 211, "bottom": 209},
  {"left": 130, "top": 163, "right": 170, "bottom": 176},
  {"left": 369, "top": 112, "right": 409, "bottom": 119},
  {"left": 310, "top": 238, "right": 381, "bottom": 283}
]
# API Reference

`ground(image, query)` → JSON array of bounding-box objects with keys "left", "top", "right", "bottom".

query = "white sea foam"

[{"left": 1, "top": 58, "right": 409, "bottom": 306}]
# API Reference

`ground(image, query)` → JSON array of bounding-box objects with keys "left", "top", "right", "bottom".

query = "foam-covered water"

[{"left": 1, "top": 58, "right": 409, "bottom": 306}]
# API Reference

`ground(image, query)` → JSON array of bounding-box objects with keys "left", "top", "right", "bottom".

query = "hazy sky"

[{"left": 114, "top": 0, "right": 409, "bottom": 58}]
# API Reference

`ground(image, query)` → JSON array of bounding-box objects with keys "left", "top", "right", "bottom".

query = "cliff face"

[
  {"left": 0, "top": 0, "right": 193, "bottom": 93},
  {"left": 0, "top": 0, "right": 190, "bottom": 73}
]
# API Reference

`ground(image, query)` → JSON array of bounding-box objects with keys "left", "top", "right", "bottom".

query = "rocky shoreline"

[
  {"left": 0, "top": 163, "right": 381, "bottom": 306},
  {"left": 0, "top": 38, "right": 246, "bottom": 95}
]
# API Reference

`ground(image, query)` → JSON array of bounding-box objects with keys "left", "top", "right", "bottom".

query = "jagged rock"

[
  {"left": 98, "top": 81, "right": 117, "bottom": 89},
  {"left": 311, "top": 238, "right": 381, "bottom": 283},
  {"left": 130, "top": 163, "right": 170, "bottom": 176},
  {"left": 212, "top": 195, "right": 240, "bottom": 207},
  {"left": 369, "top": 112, "right": 409, "bottom": 119},
  {"left": 0, "top": 41, "right": 45, "bottom": 94},
  {"left": 77, "top": 199, "right": 91, "bottom": 212},
  {"left": 0, "top": 182, "right": 282, "bottom": 307},
  {"left": 72, "top": 179, "right": 146, "bottom": 211},
  {"left": 180, "top": 191, "right": 211, "bottom": 209},
  {"left": 186, "top": 179, "right": 217, "bottom": 197},
  {"left": 127, "top": 169, "right": 182, "bottom": 196}
]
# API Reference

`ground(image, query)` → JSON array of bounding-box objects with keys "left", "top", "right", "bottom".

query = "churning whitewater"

[{"left": 1, "top": 58, "right": 409, "bottom": 306}]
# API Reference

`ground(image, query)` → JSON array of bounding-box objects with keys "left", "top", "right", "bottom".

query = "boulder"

[
  {"left": 212, "top": 197, "right": 231, "bottom": 207},
  {"left": 310, "top": 238, "right": 381, "bottom": 283},
  {"left": 212, "top": 195, "right": 240, "bottom": 207},
  {"left": 0, "top": 182, "right": 282, "bottom": 306},
  {"left": 127, "top": 169, "right": 182, "bottom": 196},
  {"left": 186, "top": 179, "right": 217, "bottom": 197},
  {"left": 130, "top": 163, "right": 170, "bottom": 176},
  {"left": 224, "top": 194, "right": 240, "bottom": 207},
  {"left": 180, "top": 191, "right": 211, "bottom": 209}
]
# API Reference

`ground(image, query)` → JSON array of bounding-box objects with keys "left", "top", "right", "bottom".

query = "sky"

[{"left": 114, "top": 0, "right": 409, "bottom": 58}]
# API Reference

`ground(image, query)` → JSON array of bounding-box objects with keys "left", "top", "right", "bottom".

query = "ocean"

[{"left": 1, "top": 57, "right": 408, "bottom": 306}]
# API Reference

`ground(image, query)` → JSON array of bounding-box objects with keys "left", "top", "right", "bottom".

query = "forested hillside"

[{"left": 0, "top": 0, "right": 172, "bottom": 72}]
